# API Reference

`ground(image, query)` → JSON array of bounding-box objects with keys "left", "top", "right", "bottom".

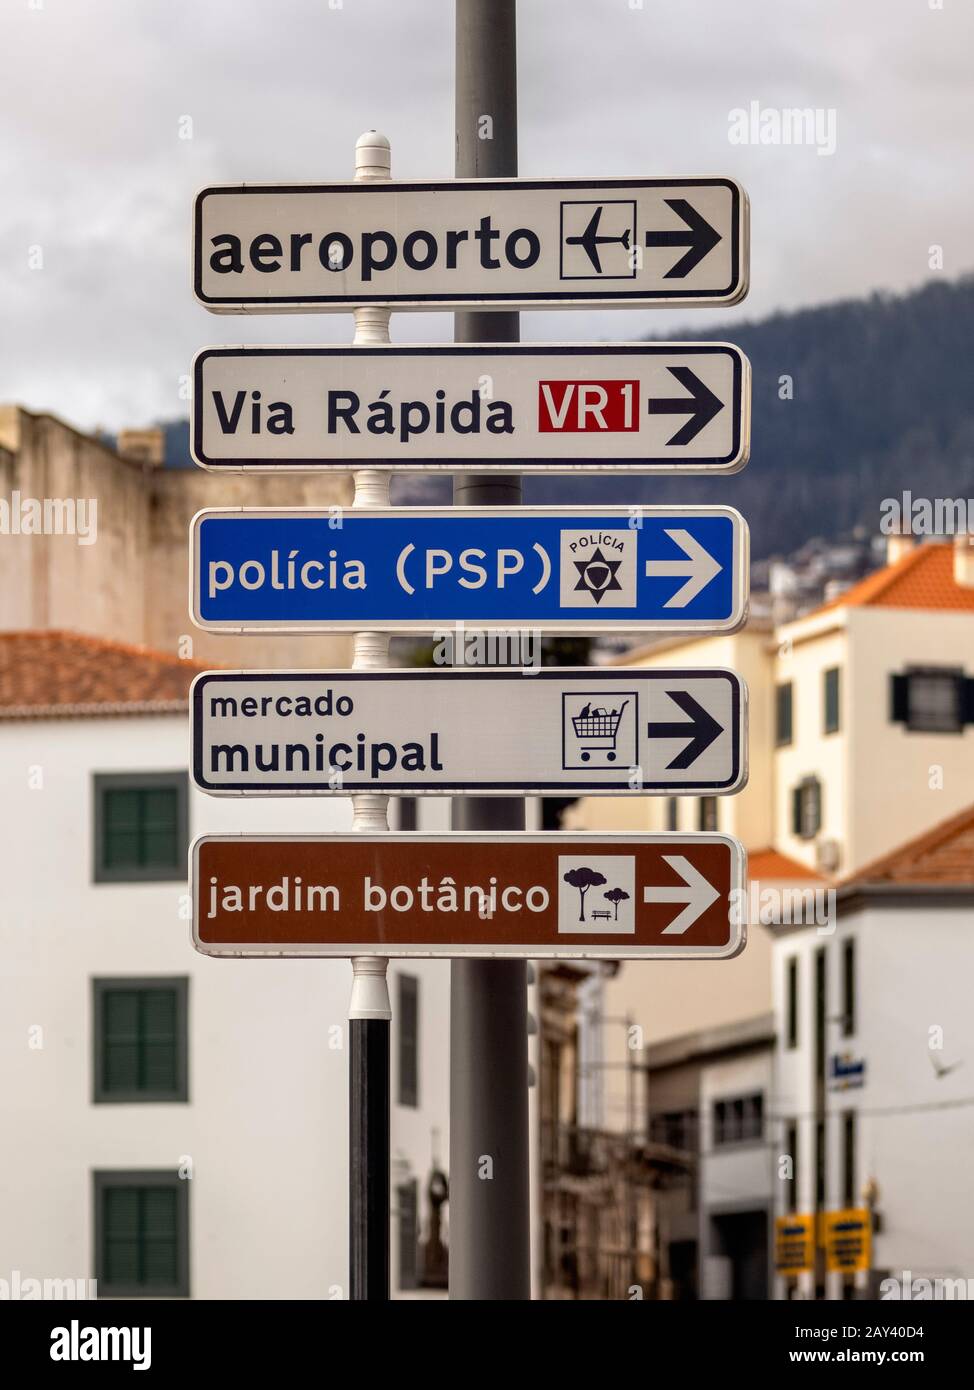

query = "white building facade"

[
  {"left": 0, "top": 638, "right": 450, "bottom": 1300},
  {"left": 771, "top": 807, "right": 974, "bottom": 1299}
]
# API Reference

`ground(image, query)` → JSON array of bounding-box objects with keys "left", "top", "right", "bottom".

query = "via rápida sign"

[
  {"left": 192, "top": 344, "right": 750, "bottom": 473},
  {"left": 191, "top": 668, "right": 747, "bottom": 796},
  {"left": 192, "top": 832, "right": 747, "bottom": 960},
  {"left": 193, "top": 177, "right": 749, "bottom": 311},
  {"left": 190, "top": 505, "right": 748, "bottom": 635}
]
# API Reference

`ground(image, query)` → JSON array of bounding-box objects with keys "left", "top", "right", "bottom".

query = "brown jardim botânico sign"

[{"left": 192, "top": 833, "right": 746, "bottom": 961}]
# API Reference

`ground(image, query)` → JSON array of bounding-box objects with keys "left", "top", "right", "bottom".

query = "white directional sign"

[
  {"left": 192, "top": 343, "right": 750, "bottom": 473},
  {"left": 191, "top": 668, "right": 747, "bottom": 796},
  {"left": 193, "top": 177, "right": 749, "bottom": 311}
]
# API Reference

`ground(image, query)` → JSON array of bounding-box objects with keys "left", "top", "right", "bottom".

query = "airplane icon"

[{"left": 564, "top": 205, "right": 632, "bottom": 274}]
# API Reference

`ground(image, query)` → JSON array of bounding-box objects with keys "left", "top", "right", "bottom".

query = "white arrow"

[
  {"left": 645, "top": 529, "right": 722, "bottom": 607},
  {"left": 643, "top": 855, "right": 720, "bottom": 935}
]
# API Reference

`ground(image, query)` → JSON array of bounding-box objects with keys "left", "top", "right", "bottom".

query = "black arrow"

[
  {"left": 648, "top": 690, "right": 723, "bottom": 770},
  {"left": 645, "top": 198, "right": 722, "bottom": 278},
  {"left": 646, "top": 367, "right": 724, "bottom": 446}
]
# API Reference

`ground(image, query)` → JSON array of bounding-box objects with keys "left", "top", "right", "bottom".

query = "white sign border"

[
  {"left": 193, "top": 176, "right": 749, "bottom": 312},
  {"left": 190, "top": 341, "right": 751, "bottom": 474},
  {"left": 188, "top": 503, "right": 750, "bottom": 637},
  {"left": 190, "top": 666, "right": 749, "bottom": 797},
  {"left": 190, "top": 831, "right": 748, "bottom": 962}
]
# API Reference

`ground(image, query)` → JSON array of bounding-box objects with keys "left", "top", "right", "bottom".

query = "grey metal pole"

[{"left": 450, "top": 0, "right": 531, "bottom": 1300}]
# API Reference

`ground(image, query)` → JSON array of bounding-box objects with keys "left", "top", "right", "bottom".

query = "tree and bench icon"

[{"left": 563, "top": 866, "right": 630, "bottom": 923}]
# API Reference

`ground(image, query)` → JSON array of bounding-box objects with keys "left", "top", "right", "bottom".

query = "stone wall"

[{"left": 0, "top": 405, "right": 354, "bottom": 669}]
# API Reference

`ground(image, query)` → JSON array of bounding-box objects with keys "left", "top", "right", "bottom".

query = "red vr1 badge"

[{"left": 538, "top": 380, "right": 640, "bottom": 433}]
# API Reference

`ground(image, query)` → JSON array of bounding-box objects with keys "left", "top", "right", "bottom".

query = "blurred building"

[
  {"left": 0, "top": 405, "right": 353, "bottom": 669},
  {"left": 0, "top": 630, "right": 450, "bottom": 1298},
  {"left": 560, "top": 534, "right": 974, "bottom": 1297},
  {"left": 537, "top": 960, "right": 690, "bottom": 1299},
  {"left": 645, "top": 1012, "right": 775, "bottom": 1300},
  {"left": 772, "top": 803, "right": 974, "bottom": 1300},
  {"left": 574, "top": 535, "right": 974, "bottom": 880}
]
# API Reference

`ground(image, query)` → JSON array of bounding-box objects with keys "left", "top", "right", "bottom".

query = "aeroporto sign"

[
  {"left": 193, "top": 177, "right": 749, "bottom": 311},
  {"left": 192, "top": 343, "right": 749, "bottom": 472},
  {"left": 192, "top": 833, "right": 746, "bottom": 960}
]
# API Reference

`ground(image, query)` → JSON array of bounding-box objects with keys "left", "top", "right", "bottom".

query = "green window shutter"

[
  {"left": 142, "top": 989, "right": 179, "bottom": 1093},
  {"left": 808, "top": 778, "right": 822, "bottom": 836},
  {"left": 104, "top": 789, "right": 142, "bottom": 869},
  {"left": 103, "top": 1187, "right": 141, "bottom": 1287},
  {"left": 776, "top": 683, "right": 793, "bottom": 746},
  {"left": 791, "top": 786, "right": 802, "bottom": 836},
  {"left": 103, "top": 990, "right": 142, "bottom": 1093},
  {"left": 141, "top": 788, "right": 180, "bottom": 867},
  {"left": 398, "top": 975, "right": 419, "bottom": 1108},
  {"left": 824, "top": 667, "right": 841, "bottom": 734},
  {"left": 97, "top": 775, "right": 186, "bottom": 880},
  {"left": 103, "top": 1186, "right": 179, "bottom": 1291},
  {"left": 141, "top": 1187, "right": 179, "bottom": 1287},
  {"left": 96, "top": 980, "right": 185, "bottom": 1101}
]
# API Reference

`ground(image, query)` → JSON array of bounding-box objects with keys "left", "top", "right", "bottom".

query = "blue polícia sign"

[{"left": 190, "top": 505, "right": 748, "bottom": 634}]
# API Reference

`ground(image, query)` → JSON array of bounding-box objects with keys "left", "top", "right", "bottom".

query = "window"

[
  {"left": 890, "top": 667, "right": 971, "bottom": 734},
  {"left": 775, "top": 682, "right": 794, "bottom": 747},
  {"left": 651, "top": 1109, "right": 697, "bottom": 1151},
  {"left": 824, "top": 667, "right": 841, "bottom": 735},
  {"left": 791, "top": 776, "right": 822, "bottom": 840},
  {"left": 841, "top": 939, "right": 856, "bottom": 1037},
  {"left": 842, "top": 1112, "right": 857, "bottom": 1206},
  {"left": 814, "top": 948, "right": 827, "bottom": 1083},
  {"left": 698, "top": 796, "right": 718, "bottom": 832},
  {"left": 786, "top": 957, "right": 799, "bottom": 1049},
  {"left": 397, "top": 1180, "right": 419, "bottom": 1291},
  {"left": 94, "top": 773, "right": 188, "bottom": 883},
  {"left": 398, "top": 974, "right": 419, "bottom": 1108},
  {"left": 713, "top": 1093, "right": 764, "bottom": 1146},
  {"left": 93, "top": 1171, "right": 189, "bottom": 1297},
  {"left": 785, "top": 1120, "right": 799, "bottom": 1213},
  {"left": 93, "top": 978, "right": 188, "bottom": 1103},
  {"left": 666, "top": 796, "right": 679, "bottom": 832}
]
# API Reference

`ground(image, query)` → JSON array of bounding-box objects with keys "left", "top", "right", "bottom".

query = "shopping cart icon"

[{"left": 570, "top": 700, "right": 629, "bottom": 762}]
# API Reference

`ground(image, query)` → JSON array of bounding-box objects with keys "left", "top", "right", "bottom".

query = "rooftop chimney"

[
  {"left": 953, "top": 533, "right": 974, "bottom": 589},
  {"left": 117, "top": 427, "right": 165, "bottom": 468},
  {"left": 885, "top": 532, "right": 914, "bottom": 565}
]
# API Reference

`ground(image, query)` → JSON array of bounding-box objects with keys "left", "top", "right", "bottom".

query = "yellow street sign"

[
  {"left": 823, "top": 1207, "right": 871, "bottom": 1274},
  {"left": 775, "top": 1214, "right": 814, "bottom": 1276}
]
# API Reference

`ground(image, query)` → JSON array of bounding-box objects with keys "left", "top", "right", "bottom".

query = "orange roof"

[
  {"left": 817, "top": 542, "right": 974, "bottom": 614},
  {"left": 844, "top": 802, "right": 974, "bottom": 888},
  {"left": 0, "top": 630, "right": 209, "bottom": 718},
  {"left": 747, "top": 848, "right": 823, "bottom": 882}
]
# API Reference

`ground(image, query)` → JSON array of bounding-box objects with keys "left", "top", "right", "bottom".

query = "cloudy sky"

[{"left": 1, "top": 0, "right": 971, "bottom": 431}]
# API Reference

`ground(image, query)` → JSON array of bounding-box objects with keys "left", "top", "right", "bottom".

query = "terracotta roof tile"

[
  {"left": 747, "top": 848, "right": 824, "bottom": 881},
  {"left": 0, "top": 630, "right": 209, "bottom": 717},
  {"left": 844, "top": 802, "right": 974, "bottom": 887},
  {"left": 815, "top": 542, "right": 974, "bottom": 615}
]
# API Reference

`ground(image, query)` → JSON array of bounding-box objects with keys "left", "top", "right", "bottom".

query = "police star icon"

[{"left": 573, "top": 546, "right": 623, "bottom": 604}]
